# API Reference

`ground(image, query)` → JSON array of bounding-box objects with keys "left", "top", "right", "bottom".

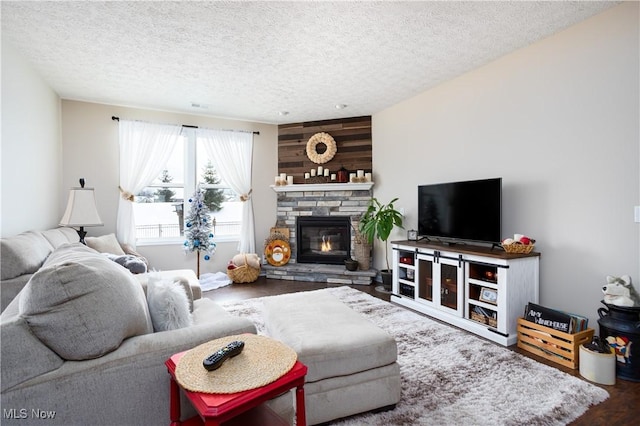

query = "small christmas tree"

[{"left": 183, "top": 187, "right": 216, "bottom": 277}]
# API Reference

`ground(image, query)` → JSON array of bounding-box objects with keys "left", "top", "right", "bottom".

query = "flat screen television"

[{"left": 418, "top": 177, "right": 502, "bottom": 244}]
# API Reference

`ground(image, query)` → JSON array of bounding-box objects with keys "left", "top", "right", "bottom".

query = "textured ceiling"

[{"left": 1, "top": 1, "right": 618, "bottom": 124}]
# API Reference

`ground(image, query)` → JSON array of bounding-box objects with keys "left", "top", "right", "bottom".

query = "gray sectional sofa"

[
  {"left": 0, "top": 228, "right": 256, "bottom": 425},
  {"left": 1, "top": 227, "right": 403, "bottom": 425}
]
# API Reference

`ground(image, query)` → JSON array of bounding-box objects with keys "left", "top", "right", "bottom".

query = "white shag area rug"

[{"left": 219, "top": 286, "right": 609, "bottom": 426}]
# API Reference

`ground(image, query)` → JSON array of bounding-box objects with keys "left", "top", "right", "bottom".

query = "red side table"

[{"left": 166, "top": 351, "right": 307, "bottom": 426}]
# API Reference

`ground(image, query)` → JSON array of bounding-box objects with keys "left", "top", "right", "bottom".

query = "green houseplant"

[{"left": 358, "top": 197, "right": 404, "bottom": 289}]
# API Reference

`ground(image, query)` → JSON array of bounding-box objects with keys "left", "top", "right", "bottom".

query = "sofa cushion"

[
  {"left": 0, "top": 231, "right": 53, "bottom": 280},
  {"left": 146, "top": 275, "right": 193, "bottom": 331},
  {"left": 1, "top": 274, "right": 33, "bottom": 313},
  {"left": 40, "top": 227, "right": 79, "bottom": 248},
  {"left": 0, "top": 315, "right": 63, "bottom": 392},
  {"left": 19, "top": 243, "right": 153, "bottom": 360},
  {"left": 85, "top": 233, "right": 126, "bottom": 255}
]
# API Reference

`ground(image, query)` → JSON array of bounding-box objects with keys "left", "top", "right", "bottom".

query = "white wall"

[
  {"left": 1, "top": 39, "right": 62, "bottom": 237},
  {"left": 61, "top": 101, "right": 278, "bottom": 274},
  {"left": 373, "top": 2, "right": 639, "bottom": 329}
]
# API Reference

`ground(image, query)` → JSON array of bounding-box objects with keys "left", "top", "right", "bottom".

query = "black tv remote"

[{"left": 203, "top": 340, "right": 245, "bottom": 371}]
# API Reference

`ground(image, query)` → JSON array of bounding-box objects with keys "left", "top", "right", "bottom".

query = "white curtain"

[
  {"left": 197, "top": 128, "right": 255, "bottom": 253},
  {"left": 117, "top": 120, "right": 182, "bottom": 247}
]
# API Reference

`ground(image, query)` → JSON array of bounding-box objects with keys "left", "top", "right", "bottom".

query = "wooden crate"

[{"left": 516, "top": 318, "right": 593, "bottom": 369}]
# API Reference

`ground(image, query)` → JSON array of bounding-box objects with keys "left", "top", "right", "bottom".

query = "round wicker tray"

[{"left": 174, "top": 334, "right": 297, "bottom": 394}]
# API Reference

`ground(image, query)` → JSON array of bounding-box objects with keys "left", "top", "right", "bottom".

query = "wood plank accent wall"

[{"left": 278, "top": 116, "right": 372, "bottom": 184}]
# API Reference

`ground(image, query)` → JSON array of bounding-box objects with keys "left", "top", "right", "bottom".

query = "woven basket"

[
  {"left": 353, "top": 242, "right": 371, "bottom": 270},
  {"left": 227, "top": 255, "right": 260, "bottom": 283},
  {"left": 502, "top": 243, "right": 535, "bottom": 254},
  {"left": 471, "top": 311, "right": 498, "bottom": 328}
]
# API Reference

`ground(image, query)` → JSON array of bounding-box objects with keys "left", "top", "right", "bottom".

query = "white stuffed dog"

[{"left": 602, "top": 275, "right": 640, "bottom": 307}]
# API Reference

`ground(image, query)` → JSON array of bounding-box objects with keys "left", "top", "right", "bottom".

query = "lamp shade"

[{"left": 59, "top": 187, "right": 103, "bottom": 227}]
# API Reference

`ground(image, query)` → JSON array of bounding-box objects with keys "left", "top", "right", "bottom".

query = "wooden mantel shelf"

[{"left": 270, "top": 182, "right": 374, "bottom": 192}]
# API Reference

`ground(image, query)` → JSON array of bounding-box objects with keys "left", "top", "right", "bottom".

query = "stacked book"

[{"left": 523, "top": 302, "right": 588, "bottom": 334}]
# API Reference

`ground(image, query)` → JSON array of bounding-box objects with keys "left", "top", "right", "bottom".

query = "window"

[{"left": 132, "top": 129, "right": 242, "bottom": 244}]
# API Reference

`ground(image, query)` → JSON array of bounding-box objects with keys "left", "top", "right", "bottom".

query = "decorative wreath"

[{"left": 306, "top": 132, "right": 337, "bottom": 164}]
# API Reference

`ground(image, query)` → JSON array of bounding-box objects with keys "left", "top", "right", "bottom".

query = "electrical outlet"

[{"left": 635, "top": 206, "right": 640, "bottom": 223}]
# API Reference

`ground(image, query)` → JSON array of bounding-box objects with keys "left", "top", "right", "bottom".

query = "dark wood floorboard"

[{"left": 205, "top": 277, "right": 640, "bottom": 425}]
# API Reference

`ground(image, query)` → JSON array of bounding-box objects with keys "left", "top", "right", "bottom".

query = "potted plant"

[{"left": 358, "top": 197, "right": 404, "bottom": 289}]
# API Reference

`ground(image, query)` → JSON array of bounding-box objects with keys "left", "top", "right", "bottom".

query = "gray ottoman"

[{"left": 264, "top": 290, "right": 401, "bottom": 425}]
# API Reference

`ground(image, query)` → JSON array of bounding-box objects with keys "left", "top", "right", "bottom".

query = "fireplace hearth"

[{"left": 296, "top": 217, "right": 351, "bottom": 265}]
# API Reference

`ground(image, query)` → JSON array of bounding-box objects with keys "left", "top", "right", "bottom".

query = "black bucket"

[{"left": 597, "top": 301, "right": 640, "bottom": 382}]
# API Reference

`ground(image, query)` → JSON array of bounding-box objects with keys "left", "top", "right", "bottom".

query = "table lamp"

[{"left": 59, "top": 178, "right": 104, "bottom": 244}]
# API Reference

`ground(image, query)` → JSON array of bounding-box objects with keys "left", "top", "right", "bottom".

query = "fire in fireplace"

[{"left": 296, "top": 217, "right": 351, "bottom": 264}]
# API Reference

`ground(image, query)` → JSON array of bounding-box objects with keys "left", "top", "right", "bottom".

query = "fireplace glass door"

[{"left": 296, "top": 217, "right": 350, "bottom": 264}]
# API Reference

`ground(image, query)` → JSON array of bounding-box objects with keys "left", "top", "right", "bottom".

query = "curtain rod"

[{"left": 111, "top": 116, "right": 259, "bottom": 135}]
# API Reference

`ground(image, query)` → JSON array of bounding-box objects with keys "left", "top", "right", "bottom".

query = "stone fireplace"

[{"left": 265, "top": 182, "right": 376, "bottom": 284}]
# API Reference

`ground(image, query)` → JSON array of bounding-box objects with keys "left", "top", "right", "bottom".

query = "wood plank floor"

[{"left": 206, "top": 277, "right": 640, "bottom": 425}]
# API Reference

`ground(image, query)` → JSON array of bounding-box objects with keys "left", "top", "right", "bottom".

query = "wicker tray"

[{"left": 502, "top": 243, "right": 535, "bottom": 254}]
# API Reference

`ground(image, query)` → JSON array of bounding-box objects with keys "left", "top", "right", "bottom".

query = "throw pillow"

[
  {"left": 19, "top": 243, "right": 153, "bottom": 360},
  {"left": 146, "top": 274, "right": 193, "bottom": 332},
  {"left": 85, "top": 233, "right": 126, "bottom": 256},
  {"left": 103, "top": 253, "right": 148, "bottom": 274},
  {"left": 175, "top": 277, "right": 194, "bottom": 312}
]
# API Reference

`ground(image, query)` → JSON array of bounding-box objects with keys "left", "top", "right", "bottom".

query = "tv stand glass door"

[{"left": 417, "top": 251, "right": 464, "bottom": 317}]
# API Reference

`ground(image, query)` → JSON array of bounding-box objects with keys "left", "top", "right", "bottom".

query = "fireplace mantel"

[{"left": 270, "top": 182, "right": 374, "bottom": 193}]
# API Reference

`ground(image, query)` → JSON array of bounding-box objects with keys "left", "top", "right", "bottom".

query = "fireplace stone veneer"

[{"left": 267, "top": 183, "right": 374, "bottom": 284}]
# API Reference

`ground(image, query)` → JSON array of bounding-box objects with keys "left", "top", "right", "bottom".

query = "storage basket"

[
  {"left": 517, "top": 318, "right": 594, "bottom": 369},
  {"left": 227, "top": 255, "right": 261, "bottom": 284},
  {"left": 471, "top": 311, "right": 498, "bottom": 328},
  {"left": 353, "top": 242, "right": 371, "bottom": 270},
  {"left": 502, "top": 243, "right": 535, "bottom": 254}
]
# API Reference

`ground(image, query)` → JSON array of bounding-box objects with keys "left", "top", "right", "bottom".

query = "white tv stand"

[{"left": 391, "top": 240, "right": 540, "bottom": 346}]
